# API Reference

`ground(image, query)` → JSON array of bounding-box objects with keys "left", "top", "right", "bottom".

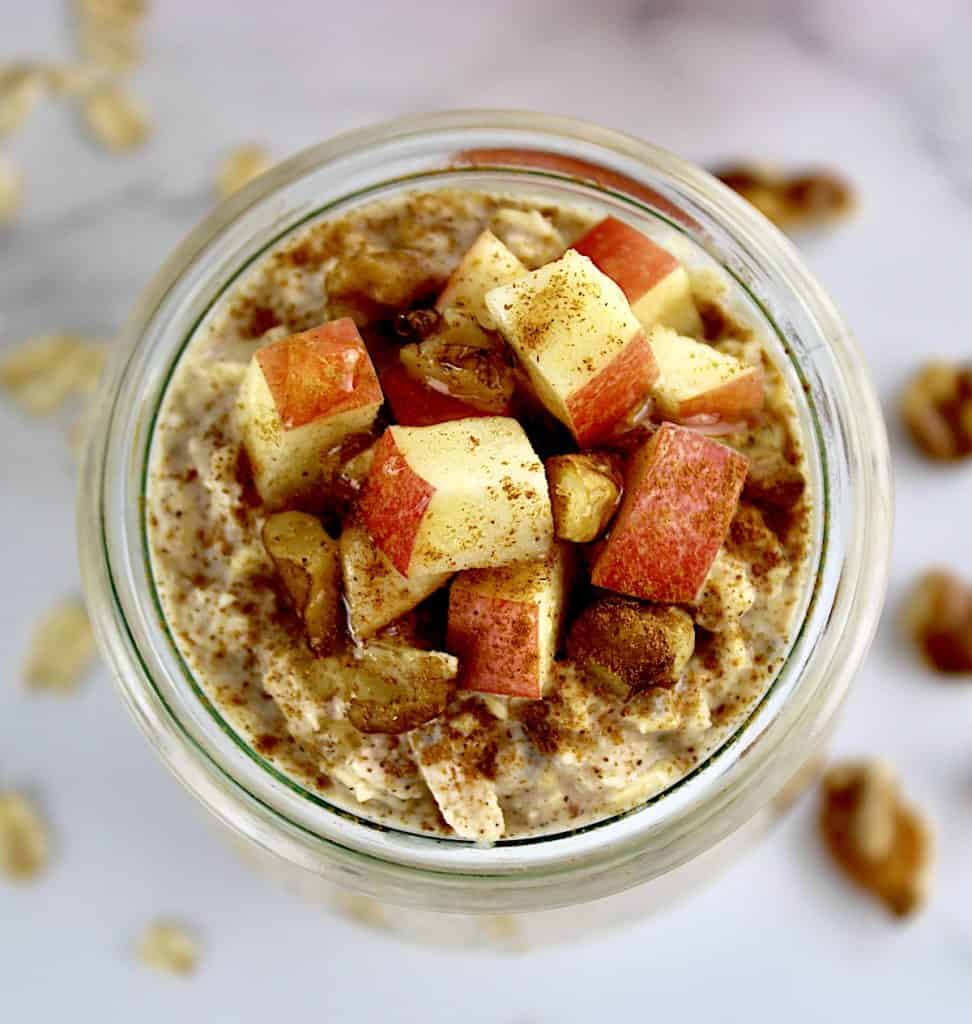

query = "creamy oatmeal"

[{"left": 147, "top": 189, "right": 811, "bottom": 841}]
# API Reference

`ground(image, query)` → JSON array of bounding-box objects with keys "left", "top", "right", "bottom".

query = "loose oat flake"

[
  {"left": 216, "top": 144, "right": 272, "bottom": 200},
  {"left": 0, "top": 63, "right": 47, "bottom": 137},
  {"left": 137, "top": 920, "right": 200, "bottom": 976},
  {"left": 24, "top": 599, "right": 96, "bottom": 694},
  {"left": 82, "top": 86, "right": 149, "bottom": 151},
  {"left": 0, "top": 334, "right": 106, "bottom": 415},
  {"left": 0, "top": 156, "right": 22, "bottom": 224},
  {"left": 0, "top": 792, "right": 51, "bottom": 882},
  {"left": 75, "top": 0, "right": 148, "bottom": 74}
]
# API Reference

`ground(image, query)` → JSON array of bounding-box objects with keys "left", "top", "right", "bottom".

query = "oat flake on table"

[
  {"left": 24, "top": 599, "right": 97, "bottom": 694},
  {"left": 216, "top": 143, "right": 273, "bottom": 199},
  {"left": 137, "top": 920, "right": 200, "bottom": 976},
  {"left": 0, "top": 334, "right": 106, "bottom": 416},
  {"left": 0, "top": 156, "right": 22, "bottom": 223},
  {"left": 0, "top": 63, "right": 47, "bottom": 137},
  {"left": 0, "top": 792, "right": 51, "bottom": 882},
  {"left": 82, "top": 86, "right": 149, "bottom": 150}
]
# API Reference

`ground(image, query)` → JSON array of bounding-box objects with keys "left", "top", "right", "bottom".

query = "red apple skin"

[
  {"left": 380, "top": 362, "right": 506, "bottom": 427},
  {"left": 572, "top": 217, "right": 679, "bottom": 303},
  {"left": 357, "top": 430, "right": 435, "bottom": 576},
  {"left": 566, "top": 332, "right": 658, "bottom": 445},
  {"left": 675, "top": 365, "right": 765, "bottom": 422},
  {"left": 591, "top": 423, "right": 748, "bottom": 603},
  {"left": 447, "top": 590, "right": 542, "bottom": 699},
  {"left": 256, "top": 318, "right": 382, "bottom": 429}
]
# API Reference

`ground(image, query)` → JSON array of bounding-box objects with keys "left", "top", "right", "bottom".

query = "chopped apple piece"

[
  {"left": 485, "top": 249, "right": 658, "bottom": 445},
  {"left": 347, "top": 642, "right": 458, "bottom": 734},
  {"left": 568, "top": 596, "right": 695, "bottom": 697},
  {"left": 357, "top": 417, "right": 553, "bottom": 577},
  {"left": 339, "top": 518, "right": 451, "bottom": 639},
  {"left": 572, "top": 216, "right": 702, "bottom": 336},
  {"left": 591, "top": 422, "right": 748, "bottom": 603},
  {"left": 237, "top": 319, "right": 382, "bottom": 507},
  {"left": 262, "top": 511, "right": 342, "bottom": 653},
  {"left": 649, "top": 326, "right": 764, "bottom": 423},
  {"left": 447, "top": 545, "right": 570, "bottom": 699},
  {"left": 436, "top": 229, "right": 526, "bottom": 329},
  {"left": 380, "top": 361, "right": 486, "bottom": 427},
  {"left": 546, "top": 452, "right": 622, "bottom": 543},
  {"left": 398, "top": 311, "right": 515, "bottom": 415}
]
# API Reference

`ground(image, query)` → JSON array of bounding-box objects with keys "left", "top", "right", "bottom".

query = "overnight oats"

[{"left": 146, "top": 189, "right": 811, "bottom": 842}]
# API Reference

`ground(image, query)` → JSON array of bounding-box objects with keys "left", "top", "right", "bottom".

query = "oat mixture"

[{"left": 147, "top": 189, "right": 812, "bottom": 841}]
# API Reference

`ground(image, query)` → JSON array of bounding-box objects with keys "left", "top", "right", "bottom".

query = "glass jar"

[{"left": 78, "top": 111, "right": 891, "bottom": 947}]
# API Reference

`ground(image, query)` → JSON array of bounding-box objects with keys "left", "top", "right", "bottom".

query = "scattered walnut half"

[
  {"left": 137, "top": 920, "right": 200, "bottom": 976},
  {"left": 820, "top": 760, "right": 933, "bottom": 918},
  {"left": 0, "top": 791, "right": 51, "bottom": 881},
  {"left": 903, "top": 569, "right": 972, "bottom": 673},
  {"left": 901, "top": 362, "right": 972, "bottom": 461},
  {"left": 713, "top": 164, "right": 855, "bottom": 233}
]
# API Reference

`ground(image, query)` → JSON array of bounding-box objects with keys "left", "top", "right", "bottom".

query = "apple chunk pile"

[{"left": 233, "top": 213, "right": 775, "bottom": 734}]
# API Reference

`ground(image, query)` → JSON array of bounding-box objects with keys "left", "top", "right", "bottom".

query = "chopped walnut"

[
  {"left": 713, "top": 164, "right": 855, "bottom": 233},
  {"left": 82, "top": 86, "right": 149, "bottom": 151},
  {"left": 216, "top": 144, "right": 272, "bottom": 200},
  {"left": 0, "top": 334, "right": 106, "bottom": 415},
  {"left": 137, "top": 920, "right": 200, "bottom": 976},
  {"left": 903, "top": 569, "right": 972, "bottom": 673},
  {"left": 24, "top": 598, "right": 97, "bottom": 694},
  {"left": 546, "top": 452, "right": 622, "bottom": 543},
  {"left": 820, "top": 760, "right": 933, "bottom": 918},
  {"left": 901, "top": 362, "right": 972, "bottom": 461},
  {"left": 0, "top": 156, "right": 22, "bottom": 224},
  {"left": 0, "top": 792, "right": 51, "bottom": 881}
]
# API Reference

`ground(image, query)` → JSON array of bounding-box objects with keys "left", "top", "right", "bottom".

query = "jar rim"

[{"left": 78, "top": 110, "right": 892, "bottom": 911}]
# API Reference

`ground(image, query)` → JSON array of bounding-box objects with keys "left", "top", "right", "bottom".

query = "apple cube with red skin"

[
  {"left": 339, "top": 518, "right": 451, "bottom": 639},
  {"left": 572, "top": 216, "right": 702, "bottom": 336},
  {"left": 447, "top": 544, "right": 570, "bottom": 699},
  {"left": 238, "top": 319, "right": 382, "bottom": 507},
  {"left": 649, "top": 326, "right": 764, "bottom": 423},
  {"left": 485, "top": 249, "right": 658, "bottom": 445},
  {"left": 380, "top": 361, "right": 491, "bottom": 427},
  {"left": 357, "top": 417, "right": 553, "bottom": 578},
  {"left": 591, "top": 423, "right": 748, "bottom": 603},
  {"left": 436, "top": 229, "right": 525, "bottom": 329}
]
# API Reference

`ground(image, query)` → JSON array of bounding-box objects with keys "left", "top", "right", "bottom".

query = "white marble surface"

[{"left": 3, "top": 1, "right": 972, "bottom": 1020}]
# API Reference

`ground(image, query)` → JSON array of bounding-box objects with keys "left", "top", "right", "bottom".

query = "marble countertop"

[{"left": 3, "top": 1, "right": 972, "bottom": 1021}]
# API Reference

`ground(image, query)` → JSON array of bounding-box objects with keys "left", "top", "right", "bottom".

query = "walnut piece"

[
  {"left": 261, "top": 512, "right": 343, "bottom": 654},
  {"left": 348, "top": 643, "right": 458, "bottom": 734},
  {"left": 24, "top": 598, "right": 97, "bottom": 694},
  {"left": 82, "top": 86, "right": 149, "bottom": 151},
  {"left": 901, "top": 362, "right": 972, "bottom": 461},
  {"left": 216, "top": 144, "right": 272, "bottom": 200},
  {"left": 713, "top": 164, "right": 855, "bottom": 233},
  {"left": 0, "top": 792, "right": 51, "bottom": 881},
  {"left": 820, "top": 760, "right": 933, "bottom": 918},
  {"left": 546, "top": 452, "right": 622, "bottom": 543},
  {"left": 903, "top": 569, "right": 972, "bottom": 673},
  {"left": 137, "top": 920, "right": 200, "bottom": 976},
  {"left": 568, "top": 596, "right": 695, "bottom": 697}
]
